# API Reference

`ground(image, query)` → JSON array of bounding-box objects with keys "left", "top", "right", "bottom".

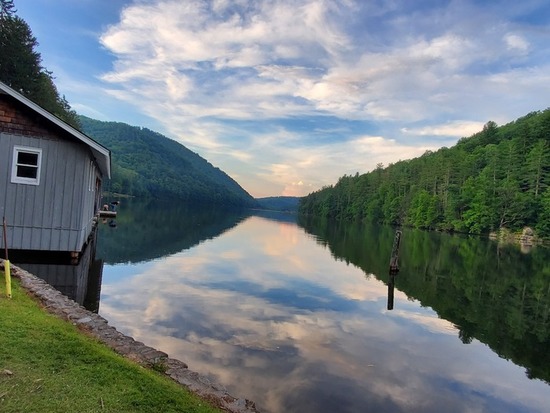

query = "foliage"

[
  {"left": 299, "top": 112, "right": 550, "bottom": 236},
  {"left": 79, "top": 116, "right": 256, "bottom": 207},
  {"left": 0, "top": 277, "right": 222, "bottom": 413},
  {"left": 0, "top": 1, "right": 80, "bottom": 128}
]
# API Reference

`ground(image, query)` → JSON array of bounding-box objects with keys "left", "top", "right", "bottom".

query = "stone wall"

[{"left": 1, "top": 260, "right": 258, "bottom": 413}]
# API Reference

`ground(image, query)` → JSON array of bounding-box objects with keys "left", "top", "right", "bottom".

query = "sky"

[{"left": 14, "top": 0, "right": 550, "bottom": 198}]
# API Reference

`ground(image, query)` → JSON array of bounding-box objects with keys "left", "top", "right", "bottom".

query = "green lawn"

[{"left": 0, "top": 274, "right": 222, "bottom": 413}]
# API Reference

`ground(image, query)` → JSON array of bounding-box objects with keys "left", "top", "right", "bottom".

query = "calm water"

[{"left": 90, "top": 199, "right": 549, "bottom": 413}]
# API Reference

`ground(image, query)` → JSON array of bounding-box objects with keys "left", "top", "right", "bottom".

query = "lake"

[{"left": 26, "top": 198, "right": 550, "bottom": 412}]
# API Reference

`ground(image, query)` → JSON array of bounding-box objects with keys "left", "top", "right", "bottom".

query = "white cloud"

[
  {"left": 402, "top": 121, "right": 486, "bottom": 138},
  {"left": 217, "top": 130, "right": 438, "bottom": 197},
  {"left": 96, "top": 0, "right": 550, "bottom": 197},
  {"left": 505, "top": 33, "right": 530, "bottom": 53}
]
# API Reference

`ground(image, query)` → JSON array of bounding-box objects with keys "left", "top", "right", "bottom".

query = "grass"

[{"left": 0, "top": 274, "right": 222, "bottom": 413}]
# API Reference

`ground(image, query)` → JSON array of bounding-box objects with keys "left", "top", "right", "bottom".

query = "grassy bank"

[{"left": 0, "top": 275, "right": 221, "bottom": 413}]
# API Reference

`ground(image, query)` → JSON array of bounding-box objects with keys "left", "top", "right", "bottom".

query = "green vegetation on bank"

[
  {"left": 79, "top": 116, "right": 256, "bottom": 207},
  {"left": 299, "top": 110, "right": 550, "bottom": 238},
  {"left": 0, "top": 276, "right": 221, "bottom": 413}
]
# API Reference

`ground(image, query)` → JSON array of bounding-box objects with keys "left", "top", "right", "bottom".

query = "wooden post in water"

[
  {"left": 387, "top": 274, "right": 395, "bottom": 310},
  {"left": 387, "top": 229, "right": 401, "bottom": 310},
  {"left": 389, "top": 229, "right": 402, "bottom": 274}
]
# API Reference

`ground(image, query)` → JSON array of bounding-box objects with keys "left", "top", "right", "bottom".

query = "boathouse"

[{"left": 0, "top": 81, "right": 110, "bottom": 256}]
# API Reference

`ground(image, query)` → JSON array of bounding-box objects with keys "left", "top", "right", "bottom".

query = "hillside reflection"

[
  {"left": 98, "top": 198, "right": 250, "bottom": 264},
  {"left": 297, "top": 215, "right": 550, "bottom": 384}
]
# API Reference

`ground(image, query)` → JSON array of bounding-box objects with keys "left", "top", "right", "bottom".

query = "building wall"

[{"left": 0, "top": 94, "right": 102, "bottom": 252}]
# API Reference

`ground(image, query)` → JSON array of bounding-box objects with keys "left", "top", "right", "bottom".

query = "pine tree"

[
  {"left": 0, "top": 0, "right": 15, "bottom": 19},
  {"left": 0, "top": 0, "right": 80, "bottom": 128},
  {"left": 0, "top": 14, "right": 42, "bottom": 94}
]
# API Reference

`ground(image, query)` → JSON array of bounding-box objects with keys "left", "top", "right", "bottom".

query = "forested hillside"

[
  {"left": 299, "top": 110, "right": 550, "bottom": 237},
  {"left": 80, "top": 116, "right": 256, "bottom": 207}
]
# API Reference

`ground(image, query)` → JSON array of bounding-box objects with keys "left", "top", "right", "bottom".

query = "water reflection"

[
  {"left": 98, "top": 198, "right": 250, "bottom": 264},
  {"left": 298, "top": 215, "right": 550, "bottom": 385},
  {"left": 97, "top": 202, "right": 549, "bottom": 413},
  {"left": 387, "top": 273, "right": 396, "bottom": 310},
  {"left": 12, "top": 229, "right": 104, "bottom": 312}
]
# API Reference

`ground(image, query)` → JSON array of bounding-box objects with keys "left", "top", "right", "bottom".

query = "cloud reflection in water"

[{"left": 100, "top": 216, "right": 549, "bottom": 413}]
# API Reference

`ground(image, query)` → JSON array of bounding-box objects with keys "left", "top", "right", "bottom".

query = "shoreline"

[{"left": 2, "top": 260, "right": 258, "bottom": 413}]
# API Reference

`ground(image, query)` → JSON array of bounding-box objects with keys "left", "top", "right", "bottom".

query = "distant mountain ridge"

[
  {"left": 79, "top": 116, "right": 256, "bottom": 207},
  {"left": 256, "top": 196, "right": 301, "bottom": 212}
]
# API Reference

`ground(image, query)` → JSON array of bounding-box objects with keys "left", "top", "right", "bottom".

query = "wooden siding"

[
  {"left": 0, "top": 86, "right": 110, "bottom": 179},
  {"left": 1, "top": 132, "right": 101, "bottom": 252},
  {"left": 0, "top": 91, "right": 105, "bottom": 253}
]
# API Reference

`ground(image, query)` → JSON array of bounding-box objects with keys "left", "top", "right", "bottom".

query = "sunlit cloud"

[
  {"left": 93, "top": 0, "right": 550, "bottom": 197},
  {"left": 401, "top": 121, "right": 486, "bottom": 138},
  {"left": 390, "top": 309, "right": 458, "bottom": 335}
]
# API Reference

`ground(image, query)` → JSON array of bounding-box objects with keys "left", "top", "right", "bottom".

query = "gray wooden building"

[{"left": 0, "top": 81, "right": 111, "bottom": 255}]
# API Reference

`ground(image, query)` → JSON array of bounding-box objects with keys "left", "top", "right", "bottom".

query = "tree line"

[
  {"left": 0, "top": 0, "right": 80, "bottom": 128},
  {"left": 299, "top": 110, "right": 550, "bottom": 238}
]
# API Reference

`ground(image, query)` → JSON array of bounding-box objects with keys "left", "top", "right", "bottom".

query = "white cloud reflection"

[{"left": 99, "top": 217, "right": 549, "bottom": 413}]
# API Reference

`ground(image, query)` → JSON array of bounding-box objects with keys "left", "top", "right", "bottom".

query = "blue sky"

[{"left": 15, "top": 0, "right": 550, "bottom": 197}]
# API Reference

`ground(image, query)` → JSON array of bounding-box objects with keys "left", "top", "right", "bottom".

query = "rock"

[{"left": 522, "top": 227, "right": 534, "bottom": 236}]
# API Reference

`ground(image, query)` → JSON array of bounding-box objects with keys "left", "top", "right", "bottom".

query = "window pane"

[
  {"left": 18, "top": 152, "right": 39, "bottom": 166},
  {"left": 17, "top": 165, "right": 38, "bottom": 179}
]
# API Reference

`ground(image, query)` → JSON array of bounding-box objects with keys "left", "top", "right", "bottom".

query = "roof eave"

[{"left": 0, "top": 81, "right": 111, "bottom": 178}]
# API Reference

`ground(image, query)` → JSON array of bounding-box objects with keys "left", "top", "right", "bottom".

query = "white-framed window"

[{"left": 11, "top": 146, "right": 42, "bottom": 185}]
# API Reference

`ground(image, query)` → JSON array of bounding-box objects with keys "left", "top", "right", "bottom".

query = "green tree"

[
  {"left": 407, "top": 189, "right": 439, "bottom": 229},
  {"left": 525, "top": 140, "right": 549, "bottom": 198},
  {"left": 0, "top": 0, "right": 15, "bottom": 18},
  {"left": 0, "top": 0, "right": 80, "bottom": 128},
  {"left": 479, "top": 120, "right": 499, "bottom": 146},
  {"left": 299, "top": 109, "right": 550, "bottom": 238},
  {"left": 535, "top": 188, "right": 550, "bottom": 237},
  {"left": 0, "top": 11, "right": 42, "bottom": 95}
]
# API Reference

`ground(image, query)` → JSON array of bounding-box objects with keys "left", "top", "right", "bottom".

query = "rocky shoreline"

[
  {"left": 2, "top": 260, "right": 258, "bottom": 413},
  {"left": 488, "top": 227, "right": 547, "bottom": 252}
]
